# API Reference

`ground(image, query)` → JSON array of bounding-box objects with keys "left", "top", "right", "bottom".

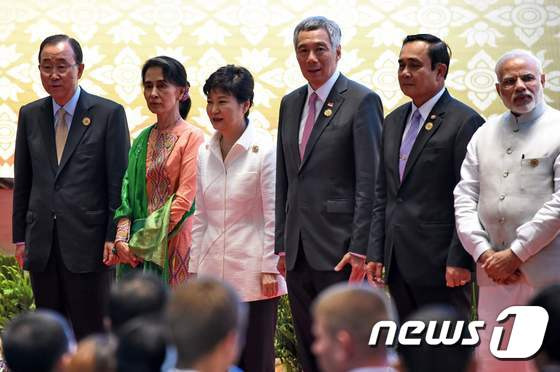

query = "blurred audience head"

[
  {"left": 397, "top": 305, "right": 475, "bottom": 372},
  {"left": 66, "top": 333, "right": 117, "bottom": 372},
  {"left": 166, "top": 277, "right": 247, "bottom": 371},
  {"left": 108, "top": 271, "right": 168, "bottom": 331},
  {"left": 1, "top": 310, "right": 76, "bottom": 372},
  {"left": 529, "top": 284, "right": 560, "bottom": 371},
  {"left": 312, "top": 283, "right": 395, "bottom": 372},
  {"left": 116, "top": 316, "right": 171, "bottom": 372}
]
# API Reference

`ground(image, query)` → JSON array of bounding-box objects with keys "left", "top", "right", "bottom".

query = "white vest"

[{"left": 476, "top": 103, "right": 560, "bottom": 287}]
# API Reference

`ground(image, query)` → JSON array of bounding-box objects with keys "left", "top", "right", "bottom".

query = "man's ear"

[{"left": 436, "top": 63, "right": 447, "bottom": 81}]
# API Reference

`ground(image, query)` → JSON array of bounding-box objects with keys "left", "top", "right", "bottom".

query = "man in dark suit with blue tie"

[
  {"left": 275, "top": 16, "right": 383, "bottom": 372},
  {"left": 12, "top": 34, "right": 130, "bottom": 339},
  {"left": 367, "top": 34, "right": 484, "bottom": 322}
]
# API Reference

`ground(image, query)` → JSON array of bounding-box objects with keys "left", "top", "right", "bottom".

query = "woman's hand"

[
  {"left": 113, "top": 241, "right": 141, "bottom": 267},
  {"left": 261, "top": 273, "right": 279, "bottom": 297}
]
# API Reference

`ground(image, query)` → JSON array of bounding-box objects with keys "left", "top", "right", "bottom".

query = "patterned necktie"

[
  {"left": 399, "top": 109, "right": 422, "bottom": 180},
  {"left": 55, "top": 108, "right": 68, "bottom": 164},
  {"left": 299, "top": 92, "right": 318, "bottom": 160}
]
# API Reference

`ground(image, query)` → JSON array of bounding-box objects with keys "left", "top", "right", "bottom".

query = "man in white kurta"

[{"left": 454, "top": 50, "right": 560, "bottom": 372}]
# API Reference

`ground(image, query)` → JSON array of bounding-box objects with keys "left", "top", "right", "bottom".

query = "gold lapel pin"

[
  {"left": 82, "top": 117, "right": 91, "bottom": 126},
  {"left": 252, "top": 145, "right": 259, "bottom": 153},
  {"left": 324, "top": 108, "right": 333, "bottom": 117},
  {"left": 424, "top": 122, "right": 434, "bottom": 131},
  {"left": 529, "top": 159, "right": 539, "bottom": 167}
]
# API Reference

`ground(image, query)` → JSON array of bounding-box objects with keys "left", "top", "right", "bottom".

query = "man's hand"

[
  {"left": 261, "top": 273, "right": 279, "bottom": 297},
  {"left": 492, "top": 269, "right": 523, "bottom": 285},
  {"left": 477, "top": 249, "right": 495, "bottom": 265},
  {"left": 482, "top": 249, "right": 522, "bottom": 281},
  {"left": 277, "top": 255, "right": 286, "bottom": 278},
  {"left": 335, "top": 253, "right": 366, "bottom": 283},
  {"left": 366, "top": 261, "right": 384, "bottom": 286},
  {"left": 15, "top": 243, "right": 25, "bottom": 269},
  {"left": 103, "top": 241, "right": 119, "bottom": 266},
  {"left": 445, "top": 266, "right": 471, "bottom": 287}
]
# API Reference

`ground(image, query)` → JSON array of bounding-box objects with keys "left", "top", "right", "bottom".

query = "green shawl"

[{"left": 114, "top": 125, "right": 194, "bottom": 283}]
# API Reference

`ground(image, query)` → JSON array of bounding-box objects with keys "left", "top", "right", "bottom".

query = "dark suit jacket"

[
  {"left": 12, "top": 89, "right": 130, "bottom": 273},
  {"left": 275, "top": 74, "right": 383, "bottom": 271},
  {"left": 368, "top": 90, "right": 484, "bottom": 286}
]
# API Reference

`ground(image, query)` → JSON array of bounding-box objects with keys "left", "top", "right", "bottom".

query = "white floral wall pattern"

[{"left": 0, "top": 0, "right": 559, "bottom": 177}]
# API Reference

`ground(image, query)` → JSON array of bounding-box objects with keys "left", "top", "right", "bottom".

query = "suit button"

[
  {"left": 396, "top": 198, "right": 403, "bottom": 203},
  {"left": 499, "top": 194, "right": 505, "bottom": 201},
  {"left": 503, "top": 171, "right": 509, "bottom": 178},
  {"left": 499, "top": 217, "right": 505, "bottom": 224},
  {"left": 506, "top": 148, "right": 513, "bottom": 154}
]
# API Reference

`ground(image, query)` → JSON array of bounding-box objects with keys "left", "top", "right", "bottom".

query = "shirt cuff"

[
  {"left": 350, "top": 252, "right": 366, "bottom": 259},
  {"left": 15, "top": 242, "right": 25, "bottom": 246},
  {"left": 509, "top": 240, "right": 528, "bottom": 262},
  {"left": 277, "top": 252, "right": 286, "bottom": 257}
]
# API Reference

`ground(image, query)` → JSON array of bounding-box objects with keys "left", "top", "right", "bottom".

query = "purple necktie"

[
  {"left": 399, "top": 109, "right": 422, "bottom": 180},
  {"left": 300, "top": 92, "right": 318, "bottom": 160}
]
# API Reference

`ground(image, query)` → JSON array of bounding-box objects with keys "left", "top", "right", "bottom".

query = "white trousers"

[{"left": 476, "top": 283, "right": 537, "bottom": 372}]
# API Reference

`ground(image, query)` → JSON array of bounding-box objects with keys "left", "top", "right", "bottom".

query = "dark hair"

[
  {"left": 203, "top": 65, "right": 254, "bottom": 119},
  {"left": 398, "top": 305, "right": 474, "bottom": 372},
  {"left": 116, "top": 316, "right": 168, "bottom": 372},
  {"left": 402, "top": 34, "right": 451, "bottom": 78},
  {"left": 166, "top": 278, "right": 247, "bottom": 368},
  {"left": 108, "top": 271, "right": 168, "bottom": 332},
  {"left": 529, "top": 284, "right": 560, "bottom": 364},
  {"left": 1, "top": 310, "right": 75, "bottom": 372},
  {"left": 141, "top": 56, "right": 191, "bottom": 119},
  {"left": 38, "top": 34, "right": 83, "bottom": 64}
]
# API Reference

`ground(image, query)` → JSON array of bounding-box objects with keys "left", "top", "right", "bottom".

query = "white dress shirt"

[
  {"left": 298, "top": 70, "right": 341, "bottom": 144},
  {"left": 190, "top": 123, "right": 287, "bottom": 302}
]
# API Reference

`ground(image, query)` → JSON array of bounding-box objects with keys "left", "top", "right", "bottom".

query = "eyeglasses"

[{"left": 38, "top": 63, "right": 78, "bottom": 75}]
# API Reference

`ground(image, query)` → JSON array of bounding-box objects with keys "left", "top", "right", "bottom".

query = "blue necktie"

[{"left": 399, "top": 109, "right": 422, "bottom": 180}]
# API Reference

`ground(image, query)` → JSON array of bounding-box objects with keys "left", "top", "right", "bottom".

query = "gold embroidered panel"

[{"left": 1, "top": 0, "right": 559, "bottom": 177}]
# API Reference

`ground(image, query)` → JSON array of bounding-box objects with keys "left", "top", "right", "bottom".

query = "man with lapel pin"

[
  {"left": 12, "top": 34, "right": 130, "bottom": 340},
  {"left": 367, "top": 34, "right": 484, "bottom": 322},
  {"left": 275, "top": 16, "right": 383, "bottom": 372}
]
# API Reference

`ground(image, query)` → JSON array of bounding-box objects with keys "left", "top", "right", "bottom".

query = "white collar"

[{"left": 306, "top": 70, "right": 341, "bottom": 103}]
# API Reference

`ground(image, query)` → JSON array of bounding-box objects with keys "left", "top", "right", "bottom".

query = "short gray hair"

[
  {"left": 293, "top": 16, "right": 341, "bottom": 49},
  {"left": 495, "top": 49, "right": 543, "bottom": 80}
]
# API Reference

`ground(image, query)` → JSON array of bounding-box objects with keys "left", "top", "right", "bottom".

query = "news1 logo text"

[{"left": 368, "top": 306, "right": 548, "bottom": 359}]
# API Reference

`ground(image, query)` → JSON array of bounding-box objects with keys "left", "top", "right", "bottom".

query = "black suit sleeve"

[
  {"left": 274, "top": 97, "right": 288, "bottom": 254},
  {"left": 103, "top": 104, "right": 130, "bottom": 241},
  {"left": 12, "top": 107, "right": 31, "bottom": 243},
  {"left": 350, "top": 92, "right": 383, "bottom": 255},
  {"left": 367, "top": 124, "right": 387, "bottom": 263},
  {"left": 446, "top": 113, "right": 485, "bottom": 268}
]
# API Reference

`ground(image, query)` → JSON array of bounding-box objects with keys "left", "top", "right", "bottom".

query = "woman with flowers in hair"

[{"left": 107, "top": 56, "right": 204, "bottom": 286}]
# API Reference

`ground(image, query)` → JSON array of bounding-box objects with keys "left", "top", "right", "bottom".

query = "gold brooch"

[
  {"left": 424, "top": 122, "right": 433, "bottom": 131},
  {"left": 252, "top": 145, "right": 259, "bottom": 153},
  {"left": 529, "top": 159, "right": 539, "bottom": 167},
  {"left": 82, "top": 117, "right": 91, "bottom": 126},
  {"left": 324, "top": 108, "right": 333, "bottom": 117}
]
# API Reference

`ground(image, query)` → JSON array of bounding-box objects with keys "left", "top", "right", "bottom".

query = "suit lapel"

[
  {"left": 39, "top": 97, "right": 58, "bottom": 174},
  {"left": 299, "top": 75, "right": 346, "bottom": 170},
  {"left": 290, "top": 87, "right": 306, "bottom": 169},
  {"left": 56, "top": 90, "right": 92, "bottom": 177},
  {"left": 401, "top": 90, "right": 450, "bottom": 183}
]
